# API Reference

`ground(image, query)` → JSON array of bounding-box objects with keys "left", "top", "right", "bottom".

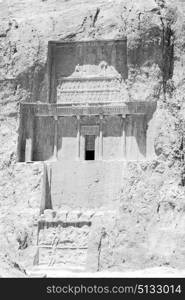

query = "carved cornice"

[
  {"left": 21, "top": 103, "right": 155, "bottom": 117},
  {"left": 59, "top": 76, "right": 120, "bottom": 82},
  {"left": 20, "top": 101, "right": 157, "bottom": 120}
]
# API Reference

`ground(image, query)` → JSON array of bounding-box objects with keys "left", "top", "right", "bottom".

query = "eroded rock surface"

[{"left": 0, "top": 0, "right": 185, "bottom": 276}]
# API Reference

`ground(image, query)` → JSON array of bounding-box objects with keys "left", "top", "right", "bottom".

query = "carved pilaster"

[
  {"left": 121, "top": 114, "right": 126, "bottom": 160},
  {"left": 99, "top": 115, "right": 103, "bottom": 160},
  {"left": 25, "top": 115, "right": 34, "bottom": 162},
  {"left": 53, "top": 116, "right": 58, "bottom": 159},
  {"left": 77, "top": 115, "right": 80, "bottom": 160}
]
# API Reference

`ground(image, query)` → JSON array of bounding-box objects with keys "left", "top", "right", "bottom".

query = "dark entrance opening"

[
  {"left": 85, "top": 150, "right": 95, "bottom": 160},
  {"left": 85, "top": 135, "right": 95, "bottom": 160}
]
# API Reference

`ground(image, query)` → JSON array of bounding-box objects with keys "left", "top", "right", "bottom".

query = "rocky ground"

[{"left": 0, "top": 0, "right": 185, "bottom": 277}]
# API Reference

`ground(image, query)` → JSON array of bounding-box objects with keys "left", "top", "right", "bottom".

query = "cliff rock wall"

[{"left": 0, "top": 0, "right": 185, "bottom": 275}]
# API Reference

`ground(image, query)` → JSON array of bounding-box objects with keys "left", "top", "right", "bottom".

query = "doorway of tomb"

[{"left": 85, "top": 135, "right": 95, "bottom": 160}]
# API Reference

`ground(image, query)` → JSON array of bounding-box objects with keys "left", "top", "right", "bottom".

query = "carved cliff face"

[
  {"left": 48, "top": 40, "right": 128, "bottom": 104},
  {"left": 0, "top": 0, "right": 185, "bottom": 276}
]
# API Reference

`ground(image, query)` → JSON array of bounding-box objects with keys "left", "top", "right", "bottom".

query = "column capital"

[
  {"left": 99, "top": 114, "right": 104, "bottom": 120},
  {"left": 76, "top": 115, "right": 81, "bottom": 120},
  {"left": 54, "top": 115, "right": 58, "bottom": 121}
]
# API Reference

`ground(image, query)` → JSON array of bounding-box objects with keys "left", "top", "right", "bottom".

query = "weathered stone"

[{"left": 1, "top": 0, "right": 185, "bottom": 277}]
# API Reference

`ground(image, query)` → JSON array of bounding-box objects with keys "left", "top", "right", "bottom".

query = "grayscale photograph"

[{"left": 0, "top": 0, "right": 185, "bottom": 283}]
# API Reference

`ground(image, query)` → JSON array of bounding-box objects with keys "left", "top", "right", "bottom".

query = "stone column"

[
  {"left": 99, "top": 115, "right": 103, "bottom": 160},
  {"left": 40, "top": 162, "right": 52, "bottom": 214},
  {"left": 77, "top": 115, "right": 80, "bottom": 160},
  {"left": 16, "top": 103, "right": 24, "bottom": 162},
  {"left": 53, "top": 115, "right": 58, "bottom": 159},
  {"left": 121, "top": 114, "right": 126, "bottom": 160},
  {"left": 50, "top": 48, "right": 56, "bottom": 103},
  {"left": 25, "top": 116, "right": 34, "bottom": 162}
]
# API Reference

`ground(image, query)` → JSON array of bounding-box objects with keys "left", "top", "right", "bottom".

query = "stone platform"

[{"left": 42, "top": 160, "right": 126, "bottom": 210}]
